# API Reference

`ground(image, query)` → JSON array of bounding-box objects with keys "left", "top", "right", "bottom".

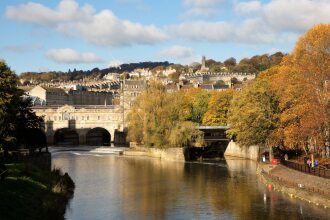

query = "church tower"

[{"left": 200, "top": 56, "right": 209, "bottom": 72}]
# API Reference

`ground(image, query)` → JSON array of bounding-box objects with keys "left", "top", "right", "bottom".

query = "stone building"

[
  {"left": 29, "top": 85, "right": 68, "bottom": 105},
  {"left": 184, "top": 72, "right": 256, "bottom": 85},
  {"left": 121, "top": 80, "right": 147, "bottom": 126},
  {"left": 27, "top": 85, "right": 114, "bottom": 106},
  {"left": 69, "top": 90, "right": 113, "bottom": 105},
  {"left": 33, "top": 105, "right": 125, "bottom": 145}
]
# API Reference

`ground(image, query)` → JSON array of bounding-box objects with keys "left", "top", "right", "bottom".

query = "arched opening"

[
  {"left": 86, "top": 128, "right": 111, "bottom": 146},
  {"left": 54, "top": 128, "right": 79, "bottom": 145}
]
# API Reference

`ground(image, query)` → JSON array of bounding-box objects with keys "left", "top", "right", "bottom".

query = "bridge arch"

[
  {"left": 54, "top": 128, "right": 79, "bottom": 145},
  {"left": 86, "top": 127, "right": 111, "bottom": 146}
]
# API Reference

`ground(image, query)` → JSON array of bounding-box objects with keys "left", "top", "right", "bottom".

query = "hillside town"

[
  {"left": 19, "top": 56, "right": 256, "bottom": 106},
  {"left": 1, "top": 0, "right": 330, "bottom": 219}
]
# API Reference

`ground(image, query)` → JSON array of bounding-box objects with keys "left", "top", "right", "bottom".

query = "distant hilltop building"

[
  {"left": 200, "top": 56, "right": 209, "bottom": 72},
  {"left": 103, "top": 72, "right": 120, "bottom": 81}
]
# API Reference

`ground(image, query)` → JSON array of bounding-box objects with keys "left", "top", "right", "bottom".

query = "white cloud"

[
  {"left": 182, "top": 0, "right": 224, "bottom": 17},
  {"left": 174, "top": 0, "right": 330, "bottom": 44},
  {"left": 57, "top": 10, "right": 167, "bottom": 46},
  {"left": 46, "top": 48, "right": 104, "bottom": 64},
  {"left": 6, "top": 0, "right": 167, "bottom": 46},
  {"left": 262, "top": 0, "right": 330, "bottom": 32},
  {"left": 6, "top": 0, "right": 93, "bottom": 26},
  {"left": 183, "top": 0, "right": 223, "bottom": 8},
  {"left": 159, "top": 45, "right": 194, "bottom": 59},
  {"left": 234, "top": 1, "right": 262, "bottom": 14},
  {"left": 170, "top": 21, "right": 235, "bottom": 42}
]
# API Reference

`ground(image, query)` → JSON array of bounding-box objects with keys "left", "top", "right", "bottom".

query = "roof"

[
  {"left": 199, "top": 84, "right": 214, "bottom": 90},
  {"left": 124, "top": 80, "right": 147, "bottom": 86},
  {"left": 180, "top": 84, "right": 194, "bottom": 90},
  {"left": 18, "top": 86, "right": 33, "bottom": 92},
  {"left": 40, "top": 86, "right": 66, "bottom": 93},
  {"left": 214, "top": 84, "right": 229, "bottom": 89}
]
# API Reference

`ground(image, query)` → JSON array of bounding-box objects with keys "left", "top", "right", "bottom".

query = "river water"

[{"left": 51, "top": 148, "right": 330, "bottom": 220}]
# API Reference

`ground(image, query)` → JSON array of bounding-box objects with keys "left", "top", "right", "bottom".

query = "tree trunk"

[{"left": 269, "top": 145, "right": 273, "bottom": 161}]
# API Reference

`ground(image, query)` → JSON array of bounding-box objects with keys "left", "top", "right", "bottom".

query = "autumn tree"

[
  {"left": 202, "top": 90, "right": 235, "bottom": 126},
  {"left": 127, "top": 82, "right": 204, "bottom": 148},
  {"left": 269, "top": 24, "right": 330, "bottom": 155},
  {"left": 227, "top": 78, "right": 280, "bottom": 158}
]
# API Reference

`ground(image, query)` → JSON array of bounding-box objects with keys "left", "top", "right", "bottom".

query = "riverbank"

[
  {"left": 0, "top": 157, "right": 75, "bottom": 220},
  {"left": 257, "top": 163, "right": 330, "bottom": 209}
]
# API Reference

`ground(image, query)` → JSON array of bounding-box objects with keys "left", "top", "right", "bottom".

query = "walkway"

[
  {"left": 259, "top": 163, "right": 330, "bottom": 207},
  {"left": 269, "top": 165, "right": 330, "bottom": 195}
]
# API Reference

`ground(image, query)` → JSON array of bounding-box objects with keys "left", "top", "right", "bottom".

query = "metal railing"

[{"left": 281, "top": 159, "right": 330, "bottom": 179}]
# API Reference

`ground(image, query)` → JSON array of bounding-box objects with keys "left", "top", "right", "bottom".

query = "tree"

[
  {"left": 224, "top": 57, "right": 237, "bottom": 67},
  {"left": 127, "top": 82, "right": 206, "bottom": 148},
  {"left": 183, "top": 89, "right": 211, "bottom": 124},
  {"left": 15, "top": 97, "right": 44, "bottom": 151},
  {"left": 0, "top": 60, "right": 21, "bottom": 150},
  {"left": 270, "top": 24, "right": 330, "bottom": 154},
  {"left": 227, "top": 78, "right": 279, "bottom": 158},
  {"left": 169, "top": 72, "right": 180, "bottom": 83},
  {"left": 0, "top": 60, "right": 44, "bottom": 153},
  {"left": 202, "top": 90, "right": 235, "bottom": 126},
  {"left": 169, "top": 121, "right": 204, "bottom": 148}
]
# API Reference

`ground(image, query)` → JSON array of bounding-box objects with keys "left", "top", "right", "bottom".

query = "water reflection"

[{"left": 52, "top": 152, "right": 330, "bottom": 220}]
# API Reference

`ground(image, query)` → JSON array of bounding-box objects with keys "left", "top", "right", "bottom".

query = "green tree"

[
  {"left": 0, "top": 60, "right": 21, "bottom": 150},
  {"left": 0, "top": 60, "right": 44, "bottom": 153}
]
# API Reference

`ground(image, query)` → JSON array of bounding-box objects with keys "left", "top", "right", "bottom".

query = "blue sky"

[{"left": 1, "top": 0, "right": 330, "bottom": 74}]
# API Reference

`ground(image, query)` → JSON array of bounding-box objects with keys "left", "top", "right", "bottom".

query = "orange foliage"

[{"left": 267, "top": 24, "right": 330, "bottom": 153}]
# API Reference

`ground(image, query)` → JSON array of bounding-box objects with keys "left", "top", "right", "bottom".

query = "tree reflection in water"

[{"left": 52, "top": 153, "right": 330, "bottom": 220}]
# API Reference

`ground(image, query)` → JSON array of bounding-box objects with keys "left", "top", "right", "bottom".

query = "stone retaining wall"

[
  {"left": 224, "top": 140, "right": 260, "bottom": 161},
  {"left": 125, "top": 143, "right": 186, "bottom": 161}
]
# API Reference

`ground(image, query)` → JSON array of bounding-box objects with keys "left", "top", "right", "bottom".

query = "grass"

[{"left": 0, "top": 162, "right": 74, "bottom": 220}]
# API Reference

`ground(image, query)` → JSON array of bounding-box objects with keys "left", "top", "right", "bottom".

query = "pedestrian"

[{"left": 284, "top": 154, "right": 288, "bottom": 161}]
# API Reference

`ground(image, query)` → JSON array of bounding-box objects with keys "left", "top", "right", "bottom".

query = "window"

[{"left": 98, "top": 116, "right": 100, "bottom": 120}]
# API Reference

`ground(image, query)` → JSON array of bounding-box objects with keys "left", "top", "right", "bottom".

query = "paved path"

[{"left": 264, "top": 164, "right": 330, "bottom": 196}]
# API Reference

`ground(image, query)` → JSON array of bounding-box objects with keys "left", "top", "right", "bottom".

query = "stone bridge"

[{"left": 32, "top": 105, "right": 126, "bottom": 146}]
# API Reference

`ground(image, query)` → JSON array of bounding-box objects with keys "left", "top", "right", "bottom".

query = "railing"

[{"left": 281, "top": 159, "right": 330, "bottom": 179}]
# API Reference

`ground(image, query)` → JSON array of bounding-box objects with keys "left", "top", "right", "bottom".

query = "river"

[{"left": 51, "top": 148, "right": 330, "bottom": 220}]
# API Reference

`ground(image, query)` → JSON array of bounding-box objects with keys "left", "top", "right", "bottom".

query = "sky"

[{"left": 1, "top": 0, "right": 330, "bottom": 74}]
